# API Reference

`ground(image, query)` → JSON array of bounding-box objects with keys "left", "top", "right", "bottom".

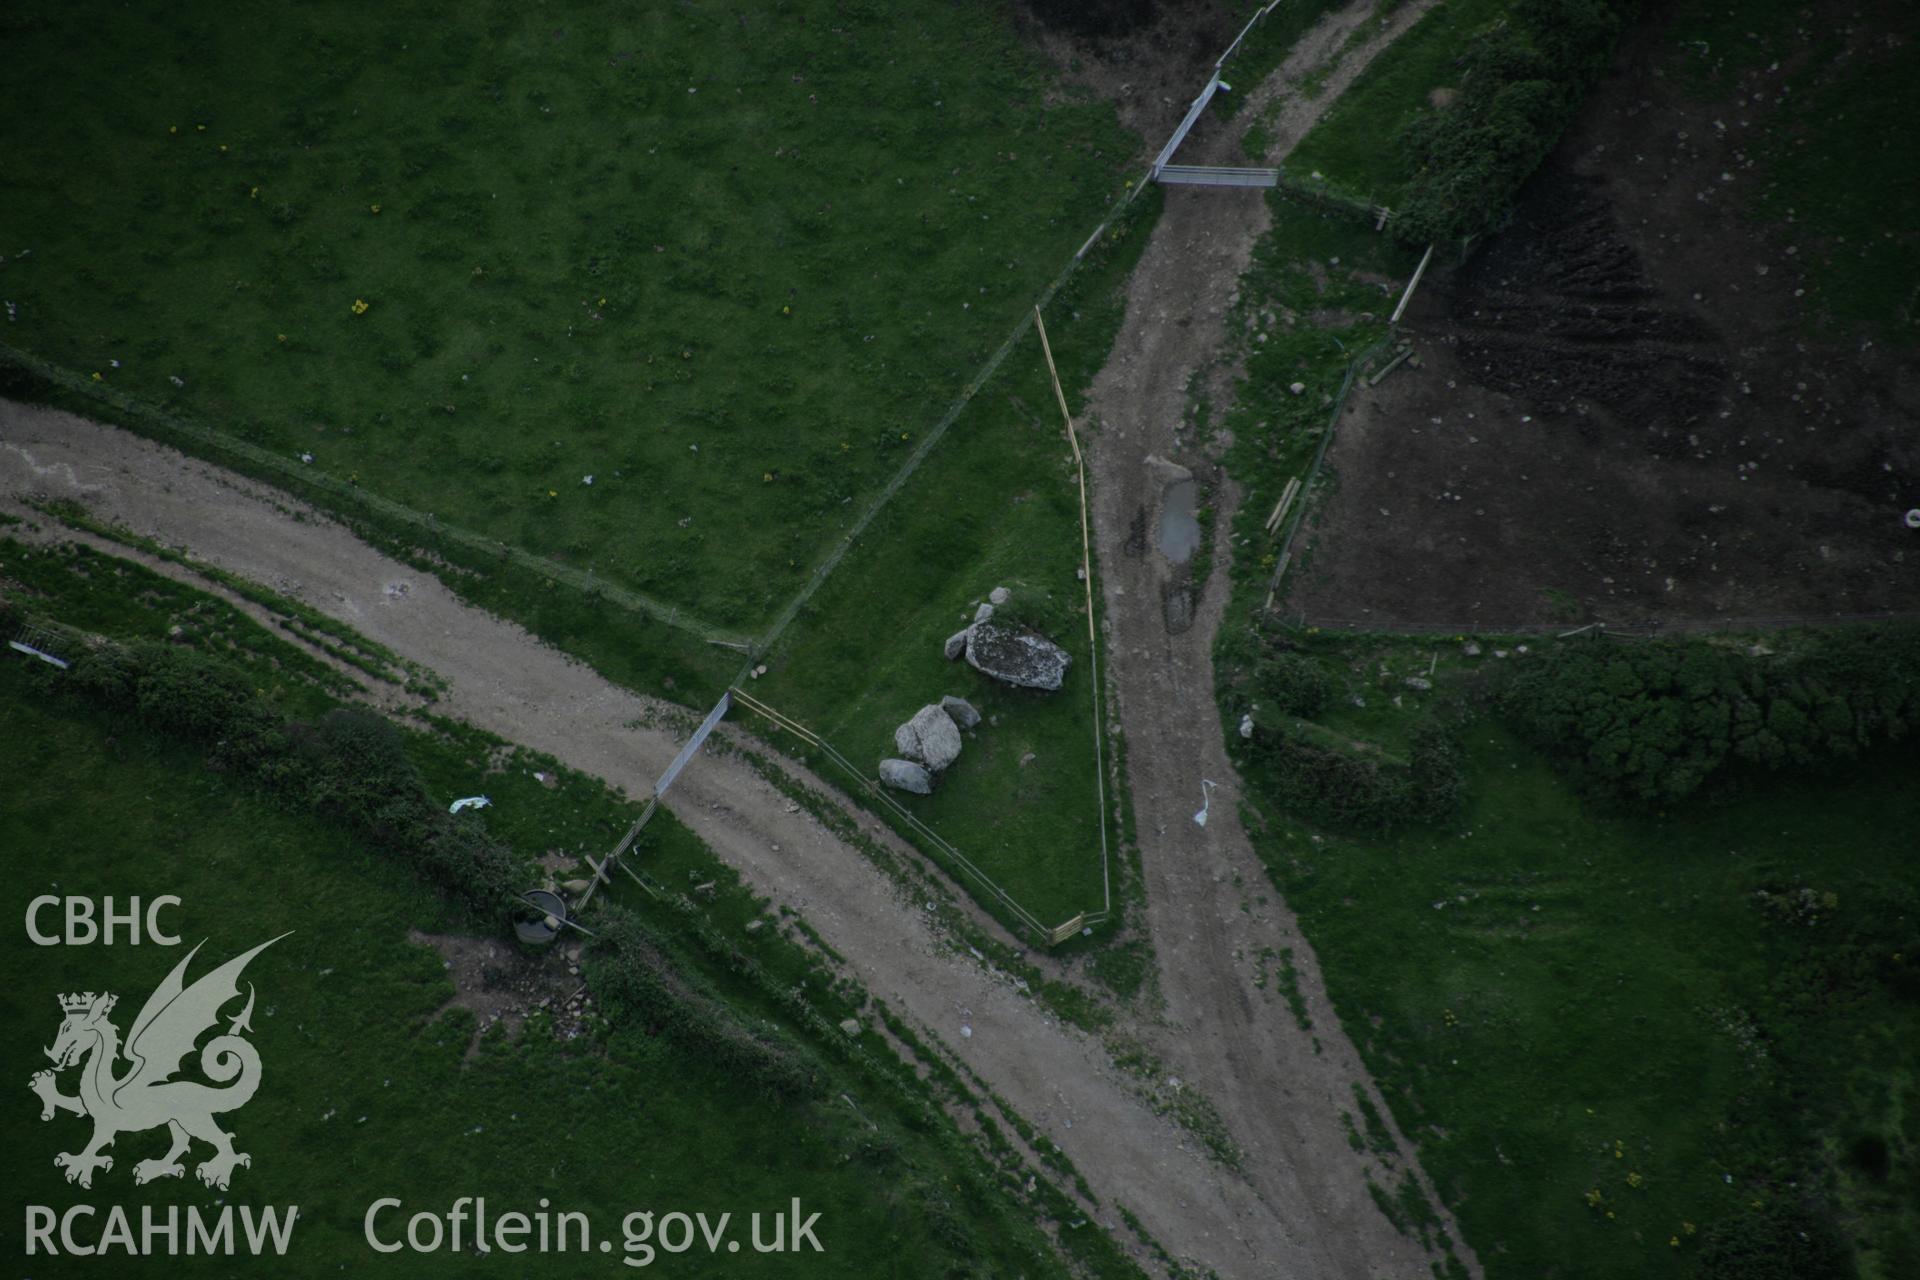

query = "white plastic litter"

[
  {"left": 1193, "top": 779, "right": 1218, "bottom": 828},
  {"left": 448, "top": 796, "right": 492, "bottom": 814}
]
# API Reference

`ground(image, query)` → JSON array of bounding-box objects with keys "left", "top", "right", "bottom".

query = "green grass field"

[
  {"left": 1210, "top": 580, "right": 1920, "bottom": 1276},
  {"left": 0, "top": 0, "right": 1169, "bottom": 940},
  {"left": 744, "top": 194, "right": 1162, "bottom": 934},
  {"left": 1225, "top": 659, "right": 1920, "bottom": 1277},
  {"left": 0, "top": 537, "right": 1147, "bottom": 1277},
  {"left": 0, "top": 0, "right": 1134, "bottom": 634}
]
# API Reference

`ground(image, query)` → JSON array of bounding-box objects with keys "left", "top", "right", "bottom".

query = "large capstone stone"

[
  {"left": 895, "top": 704, "right": 963, "bottom": 771},
  {"left": 966, "top": 624, "right": 1071, "bottom": 691},
  {"left": 940, "top": 695, "right": 981, "bottom": 730},
  {"left": 878, "top": 758, "right": 933, "bottom": 795}
]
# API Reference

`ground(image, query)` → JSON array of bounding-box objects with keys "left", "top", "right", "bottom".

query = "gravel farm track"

[{"left": 1, "top": 4, "right": 1471, "bottom": 1276}]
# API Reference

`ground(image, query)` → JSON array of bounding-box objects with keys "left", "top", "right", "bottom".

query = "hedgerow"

[
  {"left": 1391, "top": 0, "right": 1643, "bottom": 246},
  {"left": 584, "top": 906, "right": 818, "bottom": 1103},
  {"left": 1496, "top": 627, "right": 1920, "bottom": 802},
  {"left": 1243, "top": 720, "right": 1464, "bottom": 832},
  {"left": 54, "top": 639, "right": 522, "bottom": 923}
]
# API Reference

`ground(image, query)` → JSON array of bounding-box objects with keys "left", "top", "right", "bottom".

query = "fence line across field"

[
  {"left": 728, "top": 686, "right": 1083, "bottom": 942},
  {"left": 576, "top": 689, "right": 733, "bottom": 911},
  {"left": 0, "top": 343, "right": 749, "bottom": 650},
  {"left": 1034, "top": 305, "right": 1113, "bottom": 924}
]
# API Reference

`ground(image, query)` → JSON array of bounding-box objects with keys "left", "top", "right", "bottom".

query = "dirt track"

[
  {"left": 1081, "top": 0, "right": 1474, "bottom": 1275},
  {"left": 0, "top": 4, "right": 1465, "bottom": 1275}
]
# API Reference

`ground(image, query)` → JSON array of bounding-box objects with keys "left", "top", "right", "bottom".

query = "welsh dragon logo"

[{"left": 29, "top": 934, "right": 288, "bottom": 1191}]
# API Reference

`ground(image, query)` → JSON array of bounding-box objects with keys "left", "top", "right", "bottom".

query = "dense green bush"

[
  {"left": 1252, "top": 650, "right": 1336, "bottom": 718},
  {"left": 1391, "top": 0, "right": 1641, "bottom": 245},
  {"left": 58, "top": 639, "right": 523, "bottom": 923},
  {"left": 585, "top": 906, "right": 817, "bottom": 1103},
  {"left": 1244, "top": 720, "right": 1463, "bottom": 832},
  {"left": 1497, "top": 628, "right": 1920, "bottom": 802}
]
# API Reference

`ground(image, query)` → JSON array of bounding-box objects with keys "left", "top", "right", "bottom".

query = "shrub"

[
  {"left": 1390, "top": 0, "right": 1642, "bottom": 246},
  {"left": 1497, "top": 627, "right": 1920, "bottom": 802},
  {"left": 57, "top": 636, "right": 523, "bottom": 925},
  {"left": 1244, "top": 720, "right": 1463, "bottom": 832},
  {"left": 288, "top": 708, "right": 423, "bottom": 827},
  {"left": 585, "top": 906, "right": 816, "bottom": 1102},
  {"left": 1252, "top": 650, "right": 1335, "bottom": 718}
]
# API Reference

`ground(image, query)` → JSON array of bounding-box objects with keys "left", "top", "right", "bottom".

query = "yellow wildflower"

[
  {"left": 1627, "top": 1171, "right": 1643, "bottom": 1189},
  {"left": 169, "top": 125, "right": 178, "bottom": 135},
  {"left": 370, "top": 203, "right": 381, "bottom": 214},
  {"left": 1670, "top": 1237, "right": 1680, "bottom": 1248},
  {"left": 547, "top": 489, "right": 557, "bottom": 498},
  {"left": 351, "top": 299, "right": 370, "bottom": 316},
  {"left": 1683, "top": 1222, "right": 1696, "bottom": 1236},
  {"left": 276, "top": 333, "right": 287, "bottom": 343},
  {"left": 91, "top": 371, "right": 103, "bottom": 382},
  {"left": 249, "top": 186, "right": 259, "bottom": 198}
]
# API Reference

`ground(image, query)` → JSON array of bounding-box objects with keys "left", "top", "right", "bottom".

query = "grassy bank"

[
  {"left": 0, "top": 0, "right": 1135, "bottom": 634},
  {"left": 0, "top": 535, "right": 1149, "bottom": 1278}
]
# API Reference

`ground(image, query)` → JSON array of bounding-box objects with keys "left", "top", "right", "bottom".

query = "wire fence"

[
  {"left": 0, "top": 341, "right": 750, "bottom": 649},
  {"left": 729, "top": 686, "right": 1074, "bottom": 942}
]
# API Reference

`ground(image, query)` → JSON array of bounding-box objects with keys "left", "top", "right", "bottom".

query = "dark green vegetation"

[
  {"left": 1500, "top": 629, "right": 1920, "bottom": 804},
  {"left": 0, "top": 541, "right": 1146, "bottom": 1277},
  {"left": 1213, "top": 625, "right": 1920, "bottom": 1279},
  {"left": 0, "top": 0, "right": 1133, "bottom": 633},
  {"left": 1284, "top": 0, "right": 1517, "bottom": 206},
  {"left": 1280, "top": 0, "right": 1641, "bottom": 242},
  {"left": 1389, "top": 0, "right": 1641, "bottom": 245},
  {"left": 1282, "top": 0, "right": 1643, "bottom": 242}
]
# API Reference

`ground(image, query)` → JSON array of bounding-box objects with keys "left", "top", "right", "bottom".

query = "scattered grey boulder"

[
  {"left": 1462, "top": 641, "right": 1482, "bottom": 657},
  {"left": 988, "top": 586, "right": 1011, "bottom": 606},
  {"left": 1238, "top": 713, "right": 1254, "bottom": 739},
  {"left": 838, "top": 1018, "right": 861, "bottom": 1037},
  {"left": 940, "top": 695, "right": 981, "bottom": 730},
  {"left": 973, "top": 601, "right": 996, "bottom": 624},
  {"left": 896, "top": 704, "right": 963, "bottom": 771},
  {"left": 1289, "top": 381, "right": 1307, "bottom": 396},
  {"left": 879, "top": 758, "right": 933, "bottom": 795},
  {"left": 1404, "top": 676, "right": 1432, "bottom": 691},
  {"left": 966, "top": 623, "right": 1071, "bottom": 691},
  {"left": 943, "top": 628, "right": 970, "bottom": 661}
]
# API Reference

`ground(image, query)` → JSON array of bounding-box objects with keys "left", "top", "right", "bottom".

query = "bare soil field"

[{"left": 1289, "top": 13, "right": 1920, "bottom": 629}]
